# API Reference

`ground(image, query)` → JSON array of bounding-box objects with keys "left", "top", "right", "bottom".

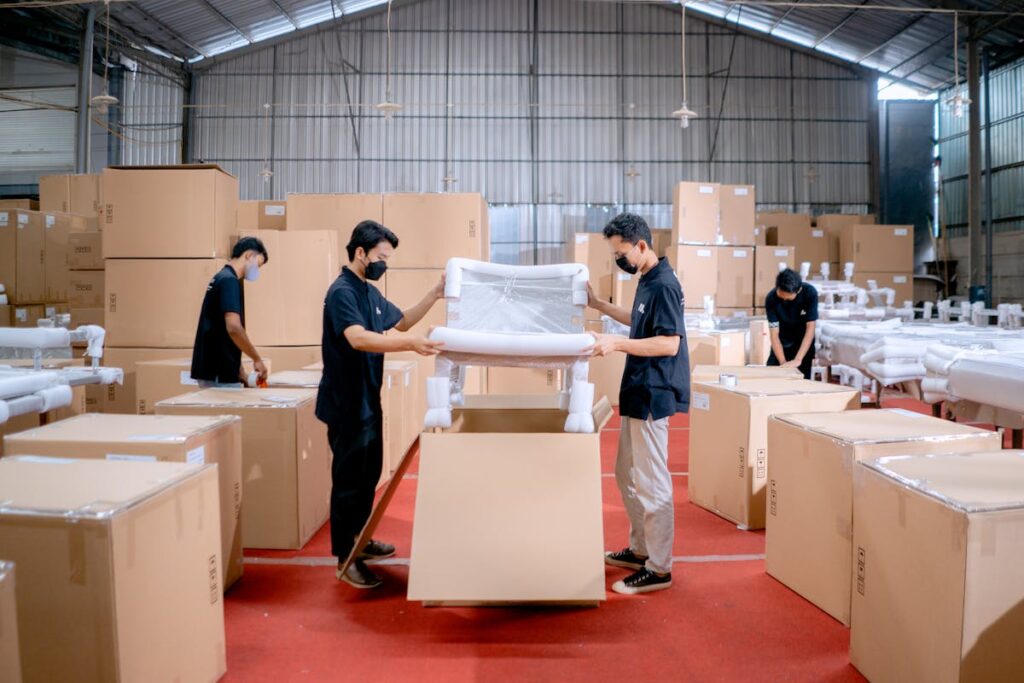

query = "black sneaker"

[
  {"left": 359, "top": 539, "right": 396, "bottom": 560},
  {"left": 612, "top": 568, "right": 672, "bottom": 595},
  {"left": 605, "top": 547, "right": 648, "bottom": 570},
  {"left": 337, "top": 558, "right": 383, "bottom": 589}
]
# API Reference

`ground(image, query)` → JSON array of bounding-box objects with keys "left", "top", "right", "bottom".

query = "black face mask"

[
  {"left": 365, "top": 259, "right": 387, "bottom": 281},
  {"left": 615, "top": 255, "right": 639, "bottom": 275}
]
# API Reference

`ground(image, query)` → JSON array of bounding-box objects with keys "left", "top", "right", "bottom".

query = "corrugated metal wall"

[
  {"left": 118, "top": 62, "right": 186, "bottom": 166},
  {"left": 191, "top": 0, "right": 874, "bottom": 264}
]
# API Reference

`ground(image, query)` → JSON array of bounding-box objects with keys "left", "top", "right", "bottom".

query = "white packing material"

[
  {"left": 0, "top": 327, "right": 71, "bottom": 350},
  {"left": 428, "top": 328, "right": 593, "bottom": 357},
  {"left": 564, "top": 381, "right": 596, "bottom": 433},
  {"left": 0, "top": 370, "right": 61, "bottom": 400},
  {"left": 35, "top": 384, "right": 72, "bottom": 413},
  {"left": 947, "top": 354, "right": 1024, "bottom": 413}
]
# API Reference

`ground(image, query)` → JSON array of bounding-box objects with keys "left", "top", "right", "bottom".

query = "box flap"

[
  {"left": 107, "top": 163, "right": 234, "bottom": 177},
  {"left": 774, "top": 409, "right": 991, "bottom": 444},
  {"left": 8, "top": 413, "right": 238, "bottom": 444},
  {"left": 156, "top": 387, "right": 315, "bottom": 408},
  {"left": 708, "top": 378, "right": 858, "bottom": 398},
  {"left": 266, "top": 371, "right": 321, "bottom": 388}
]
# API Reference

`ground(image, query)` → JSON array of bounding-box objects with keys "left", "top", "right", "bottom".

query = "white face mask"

[{"left": 244, "top": 258, "right": 260, "bottom": 282}]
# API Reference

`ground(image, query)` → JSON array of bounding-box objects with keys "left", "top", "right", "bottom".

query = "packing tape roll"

[{"left": 720, "top": 373, "right": 737, "bottom": 387}]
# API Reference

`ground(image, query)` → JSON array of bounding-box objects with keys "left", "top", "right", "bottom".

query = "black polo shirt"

[
  {"left": 191, "top": 265, "right": 244, "bottom": 384},
  {"left": 316, "top": 267, "right": 404, "bottom": 431},
  {"left": 764, "top": 284, "right": 819, "bottom": 355},
  {"left": 619, "top": 258, "right": 690, "bottom": 421}
]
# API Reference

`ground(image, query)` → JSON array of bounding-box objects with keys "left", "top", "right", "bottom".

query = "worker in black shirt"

[
  {"left": 587, "top": 213, "right": 689, "bottom": 596},
  {"left": 764, "top": 268, "right": 819, "bottom": 379},
  {"left": 191, "top": 236, "right": 269, "bottom": 388},
  {"left": 318, "top": 220, "right": 445, "bottom": 589}
]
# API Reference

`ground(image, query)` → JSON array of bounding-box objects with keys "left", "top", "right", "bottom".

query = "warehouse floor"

[{"left": 223, "top": 397, "right": 1010, "bottom": 683}]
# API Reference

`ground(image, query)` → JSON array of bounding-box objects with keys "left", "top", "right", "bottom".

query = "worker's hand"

[
  {"left": 411, "top": 337, "right": 444, "bottom": 356},
  {"left": 782, "top": 359, "right": 801, "bottom": 369},
  {"left": 254, "top": 359, "right": 269, "bottom": 383},
  {"left": 432, "top": 273, "right": 447, "bottom": 301},
  {"left": 585, "top": 332, "right": 620, "bottom": 357},
  {"left": 586, "top": 282, "right": 600, "bottom": 309}
]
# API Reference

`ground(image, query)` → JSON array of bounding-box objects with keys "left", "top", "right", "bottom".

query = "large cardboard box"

[
  {"left": 486, "top": 367, "right": 562, "bottom": 395},
  {"left": 237, "top": 200, "right": 286, "bottom": 231},
  {"left": 409, "top": 395, "right": 611, "bottom": 603},
  {"left": 7, "top": 305, "right": 45, "bottom": 328},
  {"left": 39, "top": 173, "right": 101, "bottom": 216},
  {"left": 42, "top": 212, "right": 89, "bottom": 302},
  {"left": 244, "top": 230, "right": 338, "bottom": 346},
  {"left": 611, "top": 272, "right": 639, "bottom": 309},
  {"left": 68, "top": 231, "right": 103, "bottom": 269},
  {"left": 0, "top": 413, "right": 40, "bottom": 455},
  {"left": 382, "top": 193, "right": 489, "bottom": 269},
  {"left": 69, "top": 269, "right": 104, "bottom": 308},
  {"left": 754, "top": 245, "right": 795, "bottom": 304},
  {"left": 568, "top": 233, "right": 613, "bottom": 303},
  {"left": 87, "top": 347, "right": 191, "bottom": 414},
  {"left": 767, "top": 223, "right": 828, "bottom": 270},
  {"left": 105, "top": 259, "right": 220, "bottom": 347},
  {"left": 156, "top": 388, "right": 330, "bottom": 550},
  {"left": 767, "top": 411, "right": 1001, "bottom": 626},
  {"left": 853, "top": 271, "right": 913, "bottom": 305},
  {"left": 0, "top": 209, "right": 45, "bottom": 304},
  {"left": 839, "top": 224, "right": 913, "bottom": 273},
  {"left": 255, "top": 345, "right": 321, "bottom": 371},
  {"left": 0, "top": 457, "right": 225, "bottom": 683},
  {"left": 719, "top": 184, "right": 755, "bottom": 245},
  {"left": 690, "top": 364, "right": 801, "bottom": 383},
  {"left": 671, "top": 182, "right": 719, "bottom": 245},
  {"left": 651, "top": 228, "right": 672, "bottom": 257},
  {"left": 385, "top": 268, "right": 446, "bottom": 338},
  {"left": 70, "top": 306, "right": 103, "bottom": 328},
  {"left": 816, "top": 213, "right": 874, "bottom": 263},
  {"left": 136, "top": 357, "right": 269, "bottom": 414},
  {"left": 666, "top": 244, "right": 718, "bottom": 309},
  {"left": 717, "top": 246, "right": 754, "bottom": 308},
  {"left": 0, "top": 561, "right": 20, "bottom": 683},
  {"left": 588, "top": 349, "right": 626, "bottom": 407},
  {"left": 384, "top": 360, "right": 418, "bottom": 465},
  {"left": 102, "top": 165, "right": 238, "bottom": 259},
  {"left": 4, "top": 413, "right": 247, "bottom": 591},
  {"left": 0, "top": 199, "right": 37, "bottom": 210},
  {"left": 287, "top": 193, "right": 382, "bottom": 230},
  {"left": 851, "top": 451, "right": 1024, "bottom": 683},
  {"left": 688, "top": 378, "right": 860, "bottom": 530},
  {"left": 749, "top": 319, "right": 771, "bottom": 365},
  {"left": 687, "top": 330, "right": 745, "bottom": 368}
]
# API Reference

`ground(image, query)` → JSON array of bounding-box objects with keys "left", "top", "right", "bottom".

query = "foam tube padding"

[
  {"left": 0, "top": 400, "right": 9, "bottom": 426},
  {"left": 35, "top": 385, "right": 72, "bottom": 412},
  {"left": 564, "top": 381, "right": 596, "bottom": 433},
  {"left": 0, "top": 327, "right": 70, "bottom": 349}
]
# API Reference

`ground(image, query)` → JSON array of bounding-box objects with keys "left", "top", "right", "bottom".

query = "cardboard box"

[
  {"left": 0, "top": 457, "right": 225, "bottom": 683},
  {"left": 70, "top": 306, "right": 104, "bottom": 328},
  {"left": 0, "top": 561, "right": 20, "bottom": 683},
  {"left": 254, "top": 345, "right": 321, "bottom": 371},
  {"left": 8, "top": 305, "right": 45, "bottom": 328},
  {"left": 717, "top": 307, "right": 754, "bottom": 318},
  {"left": 853, "top": 271, "right": 913, "bottom": 305},
  {"left": 717, "top": 246, "right": 754, "bottom": 308},
  {"left": 690, "top": 364, "right": 801, "bottom": 383},
  {"left": 568, "top": 233, "right": 613, "bottom": 303},
  {"left": 719, "top": 185, "right": 755, "bottom": 245},
  {"left": 688, "top": 378, "right": 860, "bottom": 530},
  {"left": 409, "top": 394, "right": 611, "bottom": 603},
  {"left": 382, "top": 193, "right": 489, "bottom": 269},
  {"left": 287, "top": 193, "right": 382, "bottom": 230},
  {"left": 102, "top": 165, "right": 238, "bottom": 258},
  {"left": 816, "top": 213, "right": 875, "bottom": 263},
  {"left": 384, "top": 359, "right": 418, "bottom": 466},
  {"left": 42, "top": 212, "right": 90, "bottom": 302},
  {"left": 385, "top": 268, "right": 446, "bottom": 338},
  {"left": 850, "top": 451, "right": 1024, "bottom": 683},
  {"left": 0, "top": 199, "right": 37, "bottom": 210},
  {"left": 748, "top": 319, "right": 771, "bottom": 365},
  {"left": 611, "top": 272, "right": 639, "bottom": 309},
  {"left": 0, "top": 413, "right": 40, "bottom": 455},
  {"left": 671, "top": 182, "right": 719, "bottom": 245},
  {"left": 0, "top": 209, "right": 45, "bottom": 304},
  {"left": 766, "top": 224, "right": 828, "bottom": 270},
  {"left": 3, "top": 413, "right": 246, "bottom": 591},
  {"left": 136, "top": 357, "right": 270, "bottom": 414},
  {"left": 651, "top": 228, "right": 672, "bottom": 257},
  {"left": 156, "top": 388, "right": 330, "bottom": 550},
  {"left": 69, "top": 269, "right": 104, "bottom": 308},
  {"left": 39, "top": 173, "right": 101, "bottom": 216},
  {"left": 266, "top": 369, "right": 320, "bottom": 388},
  {"left": 584, "top": 325, "right": 626, "bottom": 406},
  {"left": 244, "top": 230, "right": 338, "bottom": 346},
  {"left": 237, "top": 200, "right": 286, "bottom": 231},
  {"left": 486, "top": 367, "right": 562, "bottom": 395},
  {"left": 87, "top": 347, "right": 191, "bottom": 414},
  {"left": 105, "top": 259, "right": 220, "bottom": 347},
  {"left": 68, "top": 230, "right": 103, "bottom": 269},
  {"left": 767, "top": 411, "right": 1001, "bottom": 626},
  {"left": 687, "top": 330, "right": 746, "bottom": 368},
  {"left": 755, "top": 245, "right": 795, "bottom": 304},
  {"left": 666, "top": 244, "right": 718, "bottom": 309},
  {"left": 839, "top": 224, "right": 913, "bottom": 273}
]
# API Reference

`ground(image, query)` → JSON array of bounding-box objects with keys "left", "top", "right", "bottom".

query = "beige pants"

[{"left": 616, "top": 415, "right": 674, "bottom": 575}]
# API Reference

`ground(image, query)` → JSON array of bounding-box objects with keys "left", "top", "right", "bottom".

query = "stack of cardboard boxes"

[
  {"left": 839, "top": 222, "right": 914, "bottom": 304},
  {"left": 0, "top": 205, "right": 45, "bottom": 328},
  {"left": 814, "top": 213, "right": 875, "bottom": 275}
]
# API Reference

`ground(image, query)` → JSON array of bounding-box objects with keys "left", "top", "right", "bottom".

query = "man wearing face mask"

[
  {"left": 318, "top": 220, "right": 446, "bottom": 589},
  {"left": 586, "top": 212, "right": 689, "bottom": 596},
  {"left": 190, "top": 236, "right": 269, "bottom": 388}
]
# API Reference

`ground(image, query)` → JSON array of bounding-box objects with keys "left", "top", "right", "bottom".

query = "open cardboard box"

[{"left": 407, "top": 394, "right": 612, "bottom": 606}]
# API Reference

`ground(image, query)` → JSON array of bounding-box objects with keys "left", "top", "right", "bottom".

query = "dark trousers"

[
  {"left": 327, "top": 417, "right": 384, "bottom": 560},
  {"left": 767, "top": 347, "right": 815, "bottom": 379}
]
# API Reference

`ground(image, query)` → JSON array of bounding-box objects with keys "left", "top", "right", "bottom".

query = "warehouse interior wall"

[{"left": 188, "top": 0, "right": 874, "bottom": 264}]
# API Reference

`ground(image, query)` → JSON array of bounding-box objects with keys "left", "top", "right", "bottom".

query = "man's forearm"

[
  {"left": 349, "top": 329, "right": 421, "bottom": 354},
  {"left": 795, "top": 327, "right": 815, "bottom": 361},
  {"left": 398, "top": 292, "right": 440, "bottom": 331},
  {"left": 229, "top": 328, "right": 262, "bottom": 363},
  {"left": 612, "top": 335, "right": 680, "bottom": 358},
  {"left": 769, "top": 329, "right": 786, "bottom": 362}
]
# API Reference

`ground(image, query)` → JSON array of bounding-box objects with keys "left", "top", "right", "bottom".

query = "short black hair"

[
  {"left": 346, "top": 220, "right": 399, "bottom": 261},
  {"left": 232, "top": 236, "right": 268, "bottom": 263},
  {"left": 776, "top": 267, "right": 802, "bottom": 294},
  {"left": 602, "top": 212, "right": 652, "bottom": 247}
]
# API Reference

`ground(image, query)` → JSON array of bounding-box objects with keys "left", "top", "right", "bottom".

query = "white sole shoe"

[{"left": 611, "top": 577, "right": 672, "bottom": 595}]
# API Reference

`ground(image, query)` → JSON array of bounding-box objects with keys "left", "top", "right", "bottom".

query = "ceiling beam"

[
  {"left": 117, "top": 3, "right": 210, "bottom": 58},
  {"left": 813, "top": 0, "right": 870, "bottom": 48},
  {"left": 266, "top": 0, "right": 300, "bottom": 29},
  {"left": 767, "top": 0, "right": 802, "bottom": 35},
  {"left": 193, "top": 0, "right": 255, "bottom": 45},
  {"left": 856, "top": 12, "right": 930, "bottom": 64}
]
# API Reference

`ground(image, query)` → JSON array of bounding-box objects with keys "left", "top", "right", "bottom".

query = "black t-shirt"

[
  {"left": 765, "top": 283, "right": 819, "bottom": 355},
  {"left": 619, "top": 258, "right": 691, "bottom": 421},
  {"left": 316, "top": 267, "right": 404, "bottom": 432},
  {"left": 191, "top": 265, "right": 245, "bottom": 383}
]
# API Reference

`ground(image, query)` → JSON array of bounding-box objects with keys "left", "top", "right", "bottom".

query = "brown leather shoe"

[{"left": 337, "top": 559, "right": 383, "bottom": 589}]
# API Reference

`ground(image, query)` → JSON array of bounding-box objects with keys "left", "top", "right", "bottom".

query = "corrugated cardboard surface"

[
  {"left": 839, "top": 224, "right": 913, "bottom": 273},
  {"left": 611, "top": 272, "right": 639, "bottom": 309},
  {"left": 87, "top": 347, "right": 191, "bottom": 414},
  {"left": 0, "top": 209, "right": 45, "bottom": 304},
  {"left": 486, "top": 367, "right": 562, "bottom": 395},
  {"left": 754, "top": 245, "right": 795, "bottom": 304},
  {"left": 385, "top": 268, "right": 446, "bottom": 338},
  {"left": 766, "top": 412, "right": 999, "bottom": 626},
  {"left": 0, "top": 562, "right": 20, "bottom": 683},
  {"left": 39, "top": 173, "right": 101, "bottom": 216},
  {"left": 136, "top": 357, "right": 270, "bottom": 414},
  {"left": 237, "top": 200, "right": 286, "bottom": 230},
  {"left": 666, "top": 244, "right": 718, "bottom": 307},
  {"left": 569, "top": 233, "right": 613, "bottom": 302},
  {"left": 70, "top": 306, "right": 103, "bottom": 329},
  {"left": 43, "top": 212, "right": 90, "bottom": 302},
  {"left": 0, "top": 199, "right": 36, "bottom": 210},
  {"left": 382, "top": 193, "right": 489, "bottom": 269},
  {"left": 690, "top": 364, "right": 801, "bottom": 383},
  {"left": 285, "top": 193, "right": 383, "bottom": 263},
  {"left": 4, "top": 414, "right": 246, "bottom": 591},
  {"left": 853, "top": 271, "right": 913, "bottom": 304},
  {"left": 748, "top": 319, "right": 771, "bottom": 365},
  {"left": 68, "top": 231, "right": 103, "bottom": 269},
  {"left": 671, "top": 182, "right": 719, "bottom": 245},
  {"left": 0, "top": 458, "right": 225, "bottom": 683},
  {"left": 687, "top": 330, "right": 746, "bottom": 369},
  {"left": 717, "top": 246, "right": 754, "bottom": 308},
  {"left": 767, "top": 223, "right": 828, "bottom": 269},
  {"left": 409, "top": 399, "right": 609, "bottom": 603},
  {"left": 102, "top": 165, "right": 238, "bottom": 258},
  {"left": 255, "top": 345, "right": 321, "bottom": 371},
  {"left": 816, "top": 213, "right": 875, "bottom": 263},
  {"left": 69, "top": 269, "right": 104, "bottom": 308},
  {"left": 719, "top": 184, "right": 756, "bottom": 245},
  {"left": 104, "top": 259, "right": 219, "bottom": 347},
  {"left": 851, "top": 451, "right": 1024, "bottom": 683},
  {"left": 244, "top": 230, "right": 338, "bottom": 346},
  {"left": 688, "top": 379, "right": 859, "bottom": 530},
  {"left": 5, "top": 304, "right": 44, "bottom": 328},
  {"left": 156, "top": 388, "right": 330, "bottom": 550}
]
